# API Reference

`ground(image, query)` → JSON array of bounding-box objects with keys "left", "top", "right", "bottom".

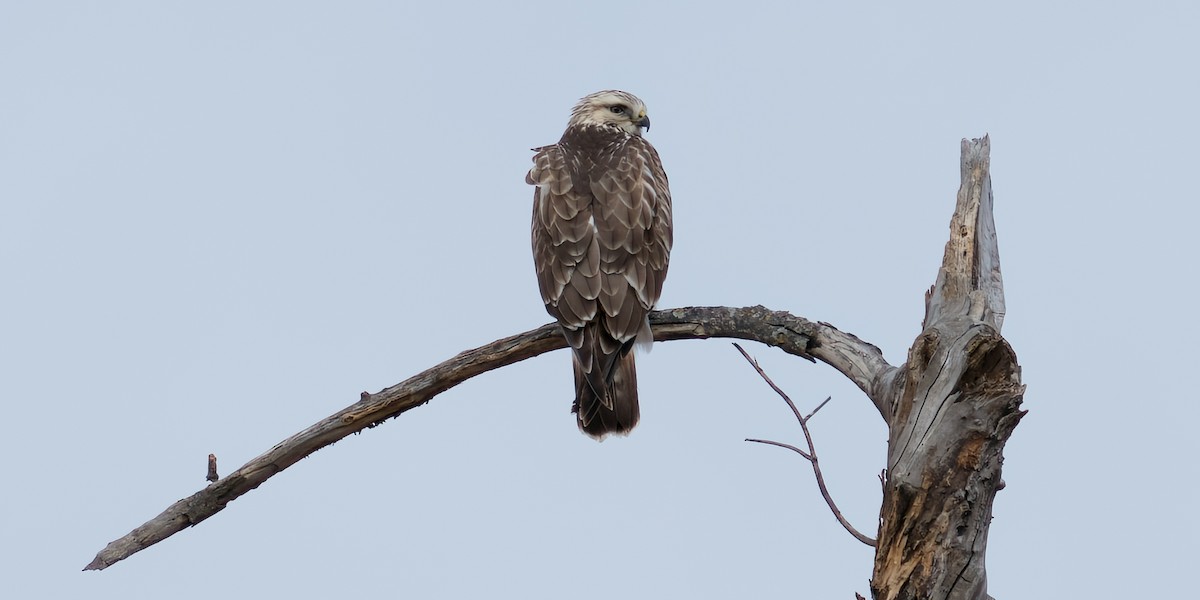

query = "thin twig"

[
  {"left": 745, "top": 438, "right": 813, "bottom": 461},
  {"left": 733, "top": 343, "right": 805, "bottom": 424},
  {"left": 803, "top": 396, "right": 832, "bottom": 423},
  {"left": 735, "top": 343, "right": 877, "bottom": 547}
]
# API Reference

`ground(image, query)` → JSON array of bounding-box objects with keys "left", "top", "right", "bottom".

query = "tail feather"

[{"left": 572, "top": 349, "right": 640, "bottom": 440}]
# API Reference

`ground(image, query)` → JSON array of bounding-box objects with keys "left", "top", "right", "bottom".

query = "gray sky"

[{"left": 3, "top": 2, "right": 1196, "bottom": 597}]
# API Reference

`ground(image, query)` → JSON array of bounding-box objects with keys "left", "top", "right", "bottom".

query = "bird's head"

[{"left": 567, "top": 90, "right": 651, "bottom": 136}]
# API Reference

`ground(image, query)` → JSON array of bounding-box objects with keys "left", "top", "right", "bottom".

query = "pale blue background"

[{"left": 3, "top": 2, "right": 1196, "bottom": 598}]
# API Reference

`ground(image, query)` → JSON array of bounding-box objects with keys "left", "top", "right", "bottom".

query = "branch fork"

[{"left": 735, "top": 343, "right": 876, "bottom": 548}]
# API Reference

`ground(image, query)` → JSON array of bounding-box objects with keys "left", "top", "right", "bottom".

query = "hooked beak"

[{"left": 637, "top": 113, "right": 651, "bottom": 131}]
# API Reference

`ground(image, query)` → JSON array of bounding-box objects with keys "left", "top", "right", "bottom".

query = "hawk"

[{"left": 527, "top": 90, "right": 673, "bottom": 440}]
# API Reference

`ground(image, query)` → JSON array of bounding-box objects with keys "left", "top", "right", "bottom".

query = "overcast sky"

[{"left": 3, "top": 2, "right": 1197, "bottom": 598}]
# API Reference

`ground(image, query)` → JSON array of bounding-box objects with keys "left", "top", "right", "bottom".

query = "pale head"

[{"left": 567, "top": 90, "right": 651, "bottom": 136}]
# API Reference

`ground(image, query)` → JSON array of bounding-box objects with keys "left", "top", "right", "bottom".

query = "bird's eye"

[{"left": 609, "top": 105, "right": 626, "bottom": 114}]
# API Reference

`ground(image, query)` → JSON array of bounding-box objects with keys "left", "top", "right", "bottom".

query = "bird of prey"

[{"left": 527, "top": 90, "right": 673, "bottom": 440}]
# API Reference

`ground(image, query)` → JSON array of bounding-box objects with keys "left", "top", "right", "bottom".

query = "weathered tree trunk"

[{"left": 870, "top": 136, "right": 1025, "bottom": 600}]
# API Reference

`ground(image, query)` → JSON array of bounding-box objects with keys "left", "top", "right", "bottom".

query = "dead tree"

[
  {"left": 85, "top": 136, "right": 1024, "bottom": 600},
  {"left": 869, "top": 136, "right": 1024, "bottom": 600}
]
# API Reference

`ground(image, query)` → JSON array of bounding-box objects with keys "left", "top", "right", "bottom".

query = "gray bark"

[{"left": 869, "top": 136, "right": 1025, "bottom": 600}]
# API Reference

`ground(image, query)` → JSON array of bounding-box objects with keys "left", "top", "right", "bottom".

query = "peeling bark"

[{"left": 870, "top": 137, "right": 1025, "bottom": 600}]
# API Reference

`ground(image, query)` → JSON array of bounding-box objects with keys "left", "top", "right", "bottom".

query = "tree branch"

[
  {"left": 85, "top": 305, "right": 892, "bottom": 571},
  {"left": 735, "top": 343, "right": 877, "bottom": 548}
]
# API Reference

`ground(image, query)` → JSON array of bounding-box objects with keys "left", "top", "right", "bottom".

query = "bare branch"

[
  {"left": 658, "top": 307, "right": 895, "bottom": 415},
  {"left": 745, "top": 438, "right": 813, "bottom": 461},
  {"left": 85, "top": 305, "right": 891, "bottom": 571},
  {"left": 732, "top": 343, "right": 805, "bottom": 424},
  {"left": 803, "top": 396, "right": 832, "bottom": 423},
  {"left": 736, "top": 344, "right": 877, "bottom": 548}
]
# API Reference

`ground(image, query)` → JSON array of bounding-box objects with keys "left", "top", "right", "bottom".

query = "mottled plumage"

[{"left": 528, "top": 90, "right": 672, "bottom": 440}]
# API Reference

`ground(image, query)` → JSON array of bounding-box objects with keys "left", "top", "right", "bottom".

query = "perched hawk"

[{"left": 527, "top": 90, "right": 673, "bottom": 440}]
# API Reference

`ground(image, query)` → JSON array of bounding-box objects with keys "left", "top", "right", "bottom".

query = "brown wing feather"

[
  {"left": 589, "top": 136, "right": 672, "bottom": 338},
  {"left": 530, "top": 127, "right": 672, "bottom": 439}
]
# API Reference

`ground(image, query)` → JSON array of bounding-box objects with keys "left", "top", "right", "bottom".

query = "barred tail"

[{"left": 572, "top": 350, "right": 640, "bottom": 440}]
